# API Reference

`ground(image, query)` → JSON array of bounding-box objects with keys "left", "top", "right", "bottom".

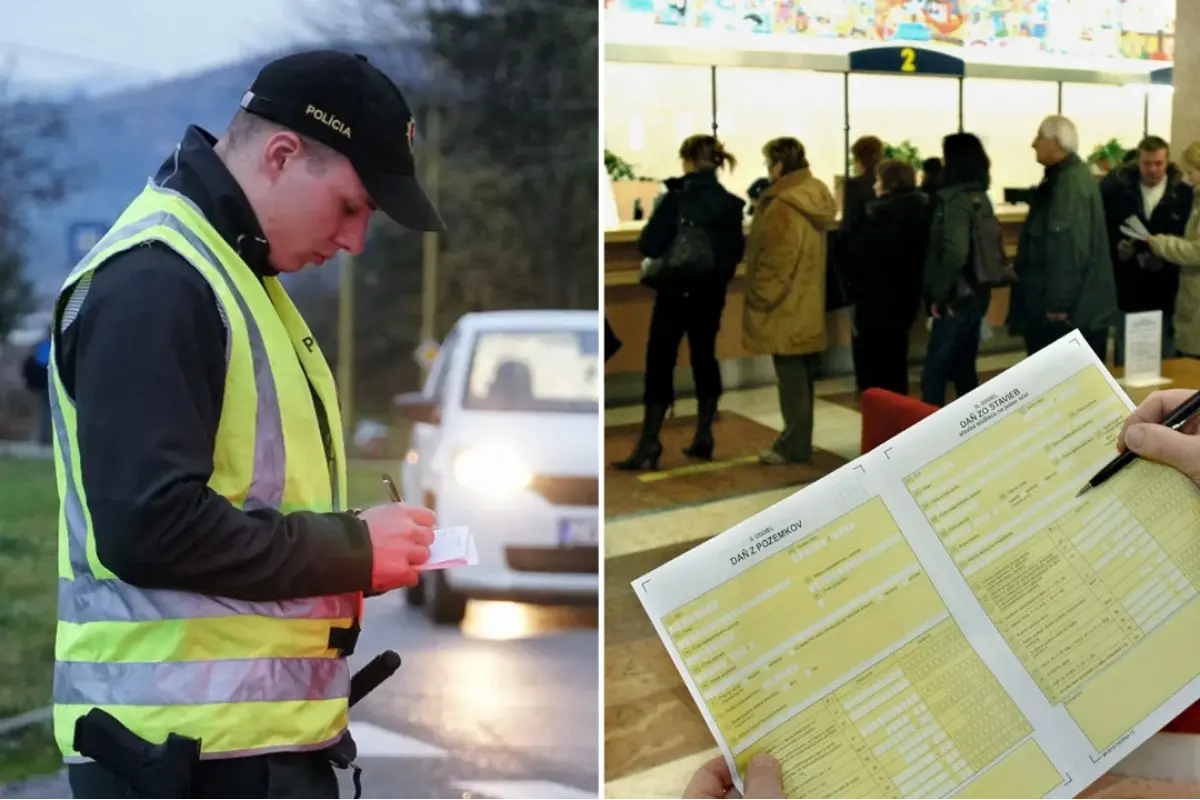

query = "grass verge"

[
  {"left": 0, "top": 723, "right": 60, "bottom": 784},
  {"left": 0, "top": 456, "right": 61, "bottom": 783},
  {"left": 0, "top": 455, "right": 401, "bottom": 785},
  {"left": 0, "top": 455, "right": 400, "bottom": 782}
]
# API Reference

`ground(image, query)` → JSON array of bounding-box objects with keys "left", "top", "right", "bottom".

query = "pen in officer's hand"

[
  {"left": 381, "top": 473, "right": 402, "bottom": 504},
  {"left": 1077, "top": 388, "right": 1200, "bottom": 497}
]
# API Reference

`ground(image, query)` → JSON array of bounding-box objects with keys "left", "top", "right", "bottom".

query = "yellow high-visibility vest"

[{"left": 49, "top": 180, "right": 358, "bottom": 760}]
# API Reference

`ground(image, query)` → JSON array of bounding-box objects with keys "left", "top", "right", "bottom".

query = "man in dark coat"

[
  {"left": 1100, "top": 135, "right": 1193, "bottom": 362},
  {"left": 1010, "top": 115, "right": 1117, "bottom": 360}
]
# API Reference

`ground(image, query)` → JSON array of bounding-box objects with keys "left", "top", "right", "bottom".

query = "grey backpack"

[{"left": 967, "top": 194, "right": 1017, "bottom": 288}]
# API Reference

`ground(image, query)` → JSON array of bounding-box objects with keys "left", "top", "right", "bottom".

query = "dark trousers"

[
  {"left": 643, "top": 287, "right": 726, "bottom": 405},
  {"left": 772, "top": 353, "right": 820, "bottom": 461},
  {"left": 69, "top": 749, "right": 340, "bottom": 798},
  {"left": 1024, "top": 321, "right": 1107, "bottom": 362},
  {"left": 921, "top": 310, "right": 983, "bottom": 407},
  {"left": 852, "top": 326, "right": 911, "bottom": 396}
]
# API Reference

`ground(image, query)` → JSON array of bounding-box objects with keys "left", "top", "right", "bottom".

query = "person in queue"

[
  {"left": 51, "top": 50, "right": 441, "bottom": 798},
  {"left": 614, "top": 134, "right": 746, "bottom": 470},
  {"left": 683, "top": 753, "right": 785, "bottom": 798},
  {"left": 1145, "top": 141, "right": 1200, "bottom": 359},
  {"left": 838, "top": 158, "right": 930, "bottom": 396},
  {"left": 921, "top": 132, "right": 995, "bottom": 406},
  {"left": 1100, "top": 135, "right": 1193, "bottom": 363},
  {"left": 920, "top": 156, "right": 943, "bottom": 197},
  {"left": 743, "top": 137, "right": 837, "bottom": 465},
  {"left": 842, "top": 134, "right": 884, "bottom": 234},
  {"left": 1008, "top": 114, "right": 1116, "bottom": 360}
]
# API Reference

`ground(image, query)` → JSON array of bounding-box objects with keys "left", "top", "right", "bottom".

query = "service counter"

[{"left": 604, "top": 205, "right": 1029, "bottom": 379}]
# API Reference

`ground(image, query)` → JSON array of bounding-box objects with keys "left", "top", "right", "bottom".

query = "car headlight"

[{"left": 452, "top": 447, "right": 532, "bottom": 495}]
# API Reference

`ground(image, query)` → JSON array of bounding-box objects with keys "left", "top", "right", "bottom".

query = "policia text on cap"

[{"left": 49, "top": 50, "right": 445, "bottom": 799}]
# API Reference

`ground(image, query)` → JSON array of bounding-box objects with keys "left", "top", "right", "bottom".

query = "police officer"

[{"left": 50, "top": 50, "right": 444, "bottom": 797}]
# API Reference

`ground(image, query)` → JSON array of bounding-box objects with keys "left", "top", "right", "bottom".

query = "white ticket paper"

[{"left": 420, "top": 526, "right": 479, "bottom": 570}]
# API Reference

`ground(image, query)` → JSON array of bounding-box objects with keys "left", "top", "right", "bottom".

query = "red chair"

[{"left": 859, "top": 388, "right": 939, "bottom": 454}]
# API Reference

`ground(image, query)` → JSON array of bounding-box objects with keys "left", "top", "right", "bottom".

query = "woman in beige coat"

[
  {"left": 1148, "top": 141, "right": 1200, "bottom": 357},
  {"left": 743, "top": 137, "right": 837, "bottom": 463}
]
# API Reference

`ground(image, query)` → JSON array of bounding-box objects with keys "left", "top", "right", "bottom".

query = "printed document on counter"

[{"left": 633, "top": 330, "right": 1200, "bottom": 798}]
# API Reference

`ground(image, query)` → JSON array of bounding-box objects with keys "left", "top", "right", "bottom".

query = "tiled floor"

[{"left": 602, "top": 350, "right": 1200, "bottom": 799}]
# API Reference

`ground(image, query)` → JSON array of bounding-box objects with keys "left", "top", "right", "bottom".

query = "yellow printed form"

[
  {"left": 904, "top": 364, "right": 1200, "bottom": 751},
  {"left": 636, "top": 334, "right": 1200, "bottom": 798},
  {"left": 659, "top": 497, "right": 1059, "bottom": 798}
]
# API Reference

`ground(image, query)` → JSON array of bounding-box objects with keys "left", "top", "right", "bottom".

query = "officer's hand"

[
  {"left": 358, "top": 503, "right": 436, "bottom": 592},
  {"left": 1118, "top": 389, "right": 1200, "bottom": 487},
  {"left": 683, "top": 754, "right": 784, "bottom": 799},
  {"left": 1117, "top": 239, "right": 1135, "bottom": 261}
]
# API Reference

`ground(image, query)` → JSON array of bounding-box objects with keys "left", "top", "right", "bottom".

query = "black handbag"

[{"left": 641, "top": 207, "right": 716, "bottom": 291}]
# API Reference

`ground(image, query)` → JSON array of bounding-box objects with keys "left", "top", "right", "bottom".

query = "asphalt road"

[
  {"left": 0, "top": 592, "right": 599, "bottom": 800},
  {"left": 338, "top": 591, "right": 600, "bottom": 798}
]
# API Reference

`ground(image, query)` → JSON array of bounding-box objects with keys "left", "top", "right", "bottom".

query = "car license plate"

[{"left": 558, "top": 518, "right": 598, "bottom": 547}]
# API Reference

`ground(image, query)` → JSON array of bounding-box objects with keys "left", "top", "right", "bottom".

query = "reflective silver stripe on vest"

[
  {"left": 65, "top": 212, "right": 171, "bottom": 281},
  {"left": 149, "top": 181, "right": 343, "bottom": 515},
  {"left": 52, "top": 209, "right": 353, "bottom": 622},
  {"left": 57, "top": 574, "right": 355, "bottom": 624},
  {"left": 54, "top": 658, "right": 349, "bottom": 706}
]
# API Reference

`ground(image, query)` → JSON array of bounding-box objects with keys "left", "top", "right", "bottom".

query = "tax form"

[{"left": 634, "top": 330, "right": 1200, "bottom": 798}]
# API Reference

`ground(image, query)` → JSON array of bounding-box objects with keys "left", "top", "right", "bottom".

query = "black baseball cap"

[{"left": 240, "top": 50, "right": 445, "bottom": 232}]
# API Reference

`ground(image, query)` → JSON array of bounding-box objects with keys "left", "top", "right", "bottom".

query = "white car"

[{"left": 394, "top": 310, "right": 600, "bottom": 625}]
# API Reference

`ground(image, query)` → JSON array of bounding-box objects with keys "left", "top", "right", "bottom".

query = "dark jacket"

[
  {"left": 54, "top": 125, "right": 374, "bottom": 601},
  {"left": 1100, "top": 161, "right": 1193, "bottom": 314},
  {"left": 1009, "top": 153, "right": 1117, "bottom": 334},
  {"left": 924, "top": 182, "right": 994, "bottom": 315},
  {"left": 841, "top": 172, "right": 877, "bottom": 235},
  {"left": 839, "top": 187, "right": 930, "bottom": 332},
  {"left": 22, "top": 336, "right": 50, "bottom": 392},
  {"left": 638, "top": 168, "right": 746, "bottom": 289}
]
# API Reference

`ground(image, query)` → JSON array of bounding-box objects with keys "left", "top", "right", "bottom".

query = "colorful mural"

[{"left": 603, "top": 0, "right": 1174, "bottom": 61}]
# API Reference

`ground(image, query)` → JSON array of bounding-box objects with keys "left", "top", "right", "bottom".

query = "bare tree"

[
  {"left": 0, "top": 78, "right": 72, "bottom": 339},
  {"left": 297, "top": 0, "right": 597, "bottom": 420}
]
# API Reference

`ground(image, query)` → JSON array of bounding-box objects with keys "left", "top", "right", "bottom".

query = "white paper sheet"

[
  {"left": 633, "top": 330, "right": 1200, "bottom": 798},
  {"left": 419, "top": 526, "right": 479, "bottom": 570}
]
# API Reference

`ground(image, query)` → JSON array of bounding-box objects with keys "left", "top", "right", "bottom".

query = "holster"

[
  {"left": 73, "top": 708, "right": 200, "bottom": 798},
  {"left": 324, "top": 730, "right": 364, "bottom": 799}
]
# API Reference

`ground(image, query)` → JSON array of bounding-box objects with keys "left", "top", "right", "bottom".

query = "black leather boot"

[
  {"left": 613, "top": 403, "right": 667, "bottom": 470},
  {"left": 683, "top": 397, "right": 717, "bottom": 461}
]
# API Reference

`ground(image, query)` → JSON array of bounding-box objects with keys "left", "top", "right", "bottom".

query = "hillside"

[{"left": 20, "top": 40, "right": 441, "bottom": 300}]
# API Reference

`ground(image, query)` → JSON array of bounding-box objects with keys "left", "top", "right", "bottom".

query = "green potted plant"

[
  {"left": 882, "top": 140, "right": 923, "bottom": 172},
  {"left": 605, "top": 148, "right": 636, "bottom": 181},
  {"left": 605, "top": 147, "right": 661, "bottom": 222},
  {"left": 1087, "top": 138, "right": 1127, "bottom": 174}
]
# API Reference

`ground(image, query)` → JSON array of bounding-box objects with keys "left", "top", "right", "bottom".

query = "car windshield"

[{"left": 463, "top": 328, "right": 599, "bottom": 413}]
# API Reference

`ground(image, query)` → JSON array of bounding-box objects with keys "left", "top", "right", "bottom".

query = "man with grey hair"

[{"left": 1009, "top": 115, "right": 1116, "bottom": 359}]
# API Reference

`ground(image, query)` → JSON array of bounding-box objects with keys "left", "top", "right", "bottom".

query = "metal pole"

[
  {"left": 1143, "top": 92, "right": 1150, "bottom": 138},
  {"left": 420, "top": 104, "right": 441, "bottom": 359},
  {"left": 843, "top": 72, "right": 851, "bottom": 180},
  {"left": 337, "top": 253, "right": 355, "bottom": 432},
  {"left": 1056, "top": 81, "right": 1063, "bottom": 114},
  {"left": 957, "top": 76, "right": 964, "bottom": 133},
  {"left": 710, "top": 65, "right": 718, "bottom": 136}
]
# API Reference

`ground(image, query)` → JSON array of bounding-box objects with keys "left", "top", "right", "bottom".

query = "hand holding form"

[{"left": 683, "top": 754, "right": 784, "bottom": 799}]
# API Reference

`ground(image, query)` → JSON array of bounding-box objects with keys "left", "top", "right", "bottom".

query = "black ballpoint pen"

[
  {"left": 382, "top": 473, "right": 402, "bottom": 503},
  {"left": 1076, "top": 388, "right": 1200, "bottom": 497}
]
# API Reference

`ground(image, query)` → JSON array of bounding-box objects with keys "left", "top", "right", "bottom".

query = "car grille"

[
  {"left": 506, "top": 546, "right": 598, "bottom": 574},
  {"left": 529, "top": 475, "right": 599, "bottom": 507}
]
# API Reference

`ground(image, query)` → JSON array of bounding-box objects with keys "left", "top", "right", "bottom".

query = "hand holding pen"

[
  {"left": 357, "top": 473, "right": 437, "bottom": 593},
  {"left": 1078, "top": 389, "right": 1200, "bottom": 496}
]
